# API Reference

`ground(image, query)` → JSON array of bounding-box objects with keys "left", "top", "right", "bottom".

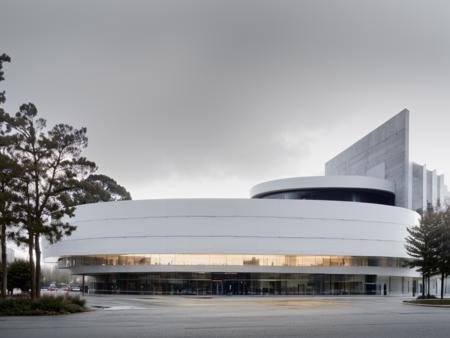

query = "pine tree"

[
  {"left": 2, "top": 104, "right": 96, "bottom": 298},
  {"left": 405, "top": 207, "right": 440, "bottom": 298},
  {"left": 435, "top": 206, "right": 450, "bottom": 299},
  {"left": 0, "top": 53, "right": 132, "bottom": 299},
  {"left": 72, "top": 174, "right": 131, "bottom": 205},
  {"left": 0, "top": 53, "right": 23, "bottom": 299}
]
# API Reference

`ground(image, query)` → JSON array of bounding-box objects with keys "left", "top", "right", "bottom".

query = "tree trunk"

[
  {"left": 28, "top": 234, "right": 35, "bottom": 300},
  {"left": 81, "top": 274, "right": 85, "bottom": 296},
  {"left": 34, "top": 233, "right": 41, "bottom": 298},
  {"left": 441, "top": 272, "right": 445, "bottom": 299},
  {"left": 422, "top": 274, "right": 425, "bottom": 298},
  {"left": 1, "top": 224, "right": 7, "bottom": 299},
  {"left": 427, "top": 275, "right": 431, "bottom": 298}
]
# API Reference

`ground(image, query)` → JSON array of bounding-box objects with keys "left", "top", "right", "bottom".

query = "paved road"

[{"left": 1, "top": 295, "right": 449, "bottom": 337}]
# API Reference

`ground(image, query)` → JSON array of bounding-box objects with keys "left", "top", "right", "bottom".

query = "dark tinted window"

[{"left": 256, "top": 188, "right": 395, "bottom": 206}]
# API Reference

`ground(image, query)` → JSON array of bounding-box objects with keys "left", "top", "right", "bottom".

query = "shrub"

[
  {"left": 7, "top": 260, "right": 32, "bottom": 294},
  {"left": 64, "top": 303, "right": 84, "bottom": 313},
  {"left": 0, "top": 298, "right": 33, "bottom": 315},
  {"left": 68, "top": 295, "right": 86, "bottom": 307},
  {"left": 417, "top": 294, "right": 437, "bottom": 299},
  {"left": 33, "top": 295, "right": 65, "bottom": 313},
  {"left": 12, "top": 293, "right": 31, "bottom": 299},
  {"left": 0, "top": 294, "right": 88, "bottom": 316}
]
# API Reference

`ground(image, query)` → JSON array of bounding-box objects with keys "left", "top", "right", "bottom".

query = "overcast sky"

[{"left": 1, "top": 0, "right": 450, "bottom": 200}]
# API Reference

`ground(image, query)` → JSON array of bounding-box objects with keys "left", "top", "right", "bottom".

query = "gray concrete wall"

[
  {"left": 410, "top": 163, "right": 446, "bottom": 212},
  {"left": 427, "top": 169, "right": 438, "bottom": 207},
  {"left": 325, "top": 109, "right": 411, "bottom": 208},
  {"left": 437, "top": 174, "right": 445, "bottom": 206},
  {"left": 412, "top": 163, "right": 426, "bottom": 212}
]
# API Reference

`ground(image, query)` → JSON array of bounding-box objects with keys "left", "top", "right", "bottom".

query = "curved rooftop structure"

[
  {"left": 251, "top": 176, "right": 396, "bottom": 206},
  {"left": 251, "top": 176, "right": 395, "bottom": 197}
]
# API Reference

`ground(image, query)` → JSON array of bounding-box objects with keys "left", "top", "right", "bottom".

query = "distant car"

[
  {"left": 47, "top": 286, "right": 56, "bottom": 291},
  {"left": 70, "top": 285, "right": 81, "bottom": 292}
]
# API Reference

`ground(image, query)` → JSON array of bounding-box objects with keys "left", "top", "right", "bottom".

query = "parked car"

[{"left": 70, "top": 285, "right": 81, "bottom": 292}]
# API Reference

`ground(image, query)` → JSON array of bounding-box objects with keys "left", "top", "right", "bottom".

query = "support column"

[{"left": 81, "top": 275, "right": 85, "bottom": 296}]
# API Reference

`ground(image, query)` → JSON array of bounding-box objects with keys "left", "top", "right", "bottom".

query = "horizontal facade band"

[
  {"left": 44, "top": 198, "right": 419, "bottom": 261},
  {"left": 67, "top": 264, "right": 419, "bottom": 278}
]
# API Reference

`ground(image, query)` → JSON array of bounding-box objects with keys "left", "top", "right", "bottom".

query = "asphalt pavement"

[{"left": 0, "top": 295, "right": 449, "bottom": 337}]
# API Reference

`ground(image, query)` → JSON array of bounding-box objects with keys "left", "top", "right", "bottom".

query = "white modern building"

[{"left": 44, "top": 110, "right": 445, "bottom": 296}]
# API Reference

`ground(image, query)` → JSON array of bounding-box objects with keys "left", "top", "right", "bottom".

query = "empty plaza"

[{"left": 1, "top": 296, "right": 449, "bottom": 338}]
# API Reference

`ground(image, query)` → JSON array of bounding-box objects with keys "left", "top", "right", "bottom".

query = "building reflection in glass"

[
  {"left": 86, "top": 272, "right": 416, "bottom": 296},
  {"left": 58, "top": 254, "right": 409, "bottom": 269}
]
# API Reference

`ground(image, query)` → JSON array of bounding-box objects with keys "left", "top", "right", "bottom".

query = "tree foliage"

[
  {"left": 0, "top": 53, "right": 11, "bottom": 105},
  {"left": 0, "top": 52, "right": 23, "bottom": 299},
  {"left": 0, "top": 151, "right": 23, "bottom": 298},
  {"left": 6, "top": 260, "right": 31, "bottom": 294},
  {"left": 2, "top": 103, "right": 98, "bottom": 298},
  {"left": 72, "top": 174, "right": 131, "bottom": 205},
  {"left": 435, "top": 207, "right": 450, "bottom": 298},
  {"left": 406, "top": 206, "right": 450, "bottom": 299},
  {"left": 0, "top": 53, "right": 131, "bottom": 299}
]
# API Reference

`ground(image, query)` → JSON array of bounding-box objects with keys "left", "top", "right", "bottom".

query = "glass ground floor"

[{"left": 85, "top": 272, "right": 420, "bottom": 296}]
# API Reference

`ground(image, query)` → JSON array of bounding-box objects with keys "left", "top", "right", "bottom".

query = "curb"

[{"left": 403, "top": 301, "right": 450, "bottom": 308}]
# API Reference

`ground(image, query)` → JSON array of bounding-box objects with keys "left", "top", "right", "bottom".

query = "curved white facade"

[
  {"left": 250, "top": 176, "right": 395, "bottom": 198},
  {"left": 44, "top": 198, "right": 417, "bottom": 261},
  {"left": 44, "top": 193, "right": 421, "bottom": 295}
]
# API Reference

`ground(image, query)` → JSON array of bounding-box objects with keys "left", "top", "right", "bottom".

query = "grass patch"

[
  {"left": 404, "top": 299, "right": 450, "bottom": 306},
  {"left": 0, "top": 294, "right": 88, "bottom": 316}
]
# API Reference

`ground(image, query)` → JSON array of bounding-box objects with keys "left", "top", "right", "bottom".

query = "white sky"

[{"left": 1, "top": 0, "right": 450, "bottom": 200}]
